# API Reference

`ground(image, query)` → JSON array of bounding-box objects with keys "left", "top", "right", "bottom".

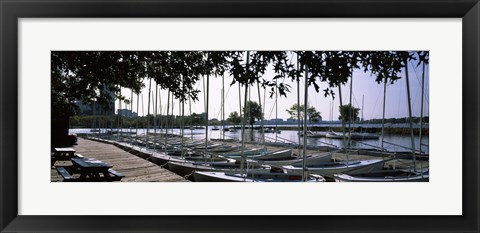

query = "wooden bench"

[
  {"left": 55, "top": 166, "right": 76, "bottom": 182},
  {"left": 51, "top": 152, "right": 84, "bottom": 167},
  {"left": 56, "top": 166, "right": 124, "bottom": 182},
  {"left": 107, "top": 168, "right": 125, "bottom": 181}
]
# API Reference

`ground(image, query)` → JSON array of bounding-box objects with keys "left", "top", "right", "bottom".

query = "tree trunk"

[{"left": 51, "top": 112, "right": 71, "bottom": 148}]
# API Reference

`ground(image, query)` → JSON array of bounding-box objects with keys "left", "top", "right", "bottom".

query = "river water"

[{"left": 71, "top": 126, "right": 429, "bottom": 154}]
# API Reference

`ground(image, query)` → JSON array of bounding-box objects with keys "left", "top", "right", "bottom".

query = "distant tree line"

[
  {"left": 70, "top": 114, "right": 239, "bottom": 129},
  {"left": 364, "top": 116, "right": 429, "bottom": 124}
]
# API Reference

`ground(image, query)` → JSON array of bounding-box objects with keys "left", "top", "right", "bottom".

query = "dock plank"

[{"left": 51, "top": 138, "right": 188, "bottom": 182}]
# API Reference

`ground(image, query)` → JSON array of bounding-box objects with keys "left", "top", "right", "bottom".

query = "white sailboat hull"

[
  {"left": 167, "top": 161, "right": 269, "bottom": 178},
  {"left": 334, "top": 170, "right": 429, "bottom": 182},
  {"left": 253, "top": 151, "right": 333, "bottom": 167},
  {"left": 192, "top": 171, "right": 325, "bottom": 182},
  {"left": 282, "top": 159, "right": 384, "bottom": 176}
]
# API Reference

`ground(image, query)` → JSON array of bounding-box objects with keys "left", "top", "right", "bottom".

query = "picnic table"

[
  {"left": 55, "top": 157, "right": 124, "bottom": 182},
  {"left": 51, "top": 148, "right": 81, "bottom": 166}
]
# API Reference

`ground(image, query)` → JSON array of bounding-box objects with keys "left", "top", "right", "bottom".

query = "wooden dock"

[{"left": 51, "top": 138, "right": 188, "bottom": 182}]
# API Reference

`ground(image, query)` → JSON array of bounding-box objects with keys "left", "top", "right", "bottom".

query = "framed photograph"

[{"left": 1, "top": 0, "right": 478, "bottom": 232}]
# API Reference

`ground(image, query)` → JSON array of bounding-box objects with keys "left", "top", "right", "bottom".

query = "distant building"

[
  {"left": 286, "top": 118, "right": 299, "bottom": 123},
  {"left": 270, "top": 118, "right": 284, "bottom": 123},
  {"left": 74, "top": 85, "right": 115, "bottom": 116},
  {"left": 117, "top": 109, "right": 138, "bottom": 117},
  {"left": 74, "top": 101, "right": 115, "bottom": 116}
]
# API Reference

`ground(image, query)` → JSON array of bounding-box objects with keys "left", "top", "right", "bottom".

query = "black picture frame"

[{"left": 1, "top": 0, "right": 478, "bottom": 232}]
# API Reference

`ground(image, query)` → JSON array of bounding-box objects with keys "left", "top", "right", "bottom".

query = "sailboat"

[
  {"left": 251, "top": 150, "right": 335, "bottom": 167},
  {"left": 264, "top": 127, "right": 281, "bottom": 133},
  {"left": 192, "top": 170, "right": 325, "bottom": 182},
  {"left": 300, "top": 130, "right": 326, "bottom": 138},
  {"left": 167, "top": 160, "right": 271, "bottom": 180},
  {"left": 334, "top": 169, "right": 429, "bottom": 182},
  {"left": 285, "top": 70, "right": 384, "bottom": 177},
  {"left": 332, "top": 53, "right": 429, "bottom": 182},
  {"left": 189, "top": 52, "right": 326, "bottom": 182},
  {"left": 325, "top": 131, "right": 348, "bottom": 139},
  {"left": 282, "top": 159, "right": 384, "bottom": 177}
]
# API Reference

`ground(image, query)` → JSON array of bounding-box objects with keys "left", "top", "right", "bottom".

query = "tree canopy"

[
  {"left": 243, "top": 101, "right": 263, "bottom": 127},
  {"left": 227, "top": 111, "right": 242, "bottom": 126},
  {"left": 52, "top": 51, "right": 429, "bottom": 116},
  {"left": 338, "top": 104, "right": 360, "bottom": 123},
  {"left": 286, "top": 104, "right": 322, "bottom": 123}
]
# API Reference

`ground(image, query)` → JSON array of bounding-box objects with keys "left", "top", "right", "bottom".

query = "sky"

[{"left": 118, "top": 54, "right": 429, "bottom": 121}]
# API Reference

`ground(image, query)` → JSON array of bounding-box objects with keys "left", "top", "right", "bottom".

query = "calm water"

[{"left": 71, "top": 126, "right": 429, "bottom": 154}]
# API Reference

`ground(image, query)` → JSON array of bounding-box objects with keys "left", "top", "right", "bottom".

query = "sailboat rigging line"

[
  {"left": 370, "top": 86, "right": 383, "bottom": 121},
  {"left": 383, "top": 141, "right": 424, "bottom": 154},
  {"left": 266, "top": 98, "right": 276, "bottom": 120},
  {"left": 409, "top": 60, "right": 425, "bottom": 90},
  {"left": 404, "top": 61, "right": 417, "bottom": 172}
]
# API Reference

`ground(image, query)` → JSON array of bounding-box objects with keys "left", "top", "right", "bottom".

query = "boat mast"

[
  {"left": 131, "top": 89, "right": 134, "bottom": 136},
  {"left": 419, "top": 61, "right": 425, "bottom": 155},
  {"left": 189, "top": 96, "right": 193, "bottom": 140},
  {"left": 338, "top": 85, "right": 347, "bottom": 161},
  {"left": 222, "top": 73, "right": 225, "bottom": 140},
  {"left": 205, "top": 71, "right": 210, "bottom": 157},
  {"left": 297, "top": 55, "right": 301, "bottom": 155},
  {"left": 117, "top": 89, "right": 121, "bottom": 140},
  {"left": 302, "top": 65, "right": 309, "bottom": 182},
  {"left": 164, "top": 90, "right": 170, "bottom": 153},
  {"left": 158, "top": 88, "right": 164, "bottom": 138},
  {"left": 404, "top": 55, "right": 417, "bottom": 172},
  {"left": 154, "top": 83, "right": 158, "bottom": 151},
  {"left": 381, "top": 75, "right": 387, "bottom": 151},
  {"left": 181, "top": 78, "right": 185, "bottom": 157},
  {"left": 348, "top": 74, "right": 353, "bottom": 147},
  {"left": 136, "top": 93, "right": 139, "bottom": 136},
  {"left": 275, "top": 78, "right": 278, "bottom": 142},
  {"left": 239, "top": 83, "right": 242, "bottom": 122},
  {"left": 171, "top": 92, "right": 174, "bottom": 135},
  {"left": 240, "top": 51, "right": 250, "bottom": 177},
  {"left": 330, "top": 100, "right": 333, "bottom": 130},
  {"left": 147, "top": 78, "right": 152, "bottom": 137}
]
